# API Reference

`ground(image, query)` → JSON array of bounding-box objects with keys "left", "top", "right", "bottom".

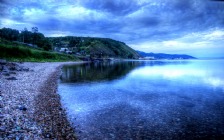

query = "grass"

[{"left": 0, "top": 39, "right": 79, "bottom": 62}]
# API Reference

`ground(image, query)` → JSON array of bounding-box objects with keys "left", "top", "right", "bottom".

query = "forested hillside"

[
  {"left": 48, "top": 36, "right": 140, "bottom": 59},
  {"left": 0, "top": 27, "right": 52, "bottom": 51},
  {"left": 0, "top": 28, "right": 77, "bottom": 61},
  {"left": 0, "top": 27, "right": 140, "bottom": 59}
]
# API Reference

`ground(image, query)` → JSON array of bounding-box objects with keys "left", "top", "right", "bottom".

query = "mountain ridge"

[{"left": 137, "top": 50, "right": 196, "bottom": 59}]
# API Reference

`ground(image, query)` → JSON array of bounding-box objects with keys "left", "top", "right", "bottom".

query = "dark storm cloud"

[
  {"left": 0, "top": 0, "right": 11, "bottom": 16},
  {"left": 0, "top": 0, "right": 44, "bottom": 21},
  {"left": 138, "top": 0, "right": 224, "bottom": 40},
  {"left": 32, "top": 17, "right": 62, "bottom": 30},
  {"left": 79, "top": 0, "right": 141, "bottom": 16},
  {"left": 211, "top": 0, "right": 224, "bottom": 1},
  {"left": 0, "top": 0, "right": 224, "bottom": 47}
]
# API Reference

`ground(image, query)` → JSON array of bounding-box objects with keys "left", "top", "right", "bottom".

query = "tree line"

[
  {"left": 0, "top": 27, "right": 139, "bottom": 58},
  {"left": 0, "top": 27, "right": 52, "bottom": 51}
]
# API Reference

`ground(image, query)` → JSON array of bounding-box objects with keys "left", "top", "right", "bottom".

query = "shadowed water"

[{"left": 59, "top": 60, "right": 224, "bottom": 140}]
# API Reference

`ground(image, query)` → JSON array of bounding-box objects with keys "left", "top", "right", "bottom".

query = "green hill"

[
  {"left": 48, "top": 37, "right": 140, "bottom": 59},
  {"left": 0, "top": 39, "right": 78, "bottom": 62},
  {"left": 0, "top": 27, "right": 140, "bottom": 60}
]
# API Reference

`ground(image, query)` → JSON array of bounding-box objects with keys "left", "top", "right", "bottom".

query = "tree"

[
  {"left": 31, "top": 27, "right": 38, "bottom": 33},
  {"left": 0, "top": 28, "right": 19, "bottom": 41},
  {"left": 20, "top": 28, "right": 33, "bottom": 43},
  {"left": 32, "top": 27, "right": 38, "bottom": 45}
]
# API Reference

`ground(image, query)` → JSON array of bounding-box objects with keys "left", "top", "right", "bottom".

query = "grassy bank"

[{"left": 0, "top": 39, "right": 79, "bottom": 62}]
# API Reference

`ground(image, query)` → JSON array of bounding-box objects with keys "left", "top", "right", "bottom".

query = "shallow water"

[{"left": 59, "top": 60, "right": 224, "bottom": 140}]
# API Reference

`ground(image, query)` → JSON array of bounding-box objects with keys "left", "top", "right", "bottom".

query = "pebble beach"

[{"left": 0, "top": 61, "right": 83, "bottom": 140}]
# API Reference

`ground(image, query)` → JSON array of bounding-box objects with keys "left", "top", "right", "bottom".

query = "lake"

[{"left": 58, "top": 60, "right": 224, "bottom": 140}]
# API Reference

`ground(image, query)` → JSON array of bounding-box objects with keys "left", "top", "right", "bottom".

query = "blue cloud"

[
  {"left": 0, "top": 0, "right": 224, "bottom": 57},
  {"left": 79, "top": 0, "right": 141, "bottom": 16}
]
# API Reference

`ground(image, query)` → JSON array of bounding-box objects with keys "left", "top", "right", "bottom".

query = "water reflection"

[
  {"left": 59, "top": 60, "right": 224, "bottom": 140},
  {"left": 60, "top": 60, "right": 191, "bottom": 83},
  {"left": 60, "top": 61, "right": 139, "bottom": 83}
]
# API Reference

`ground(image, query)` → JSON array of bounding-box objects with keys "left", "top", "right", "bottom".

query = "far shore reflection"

[{"left": 60, "top": 60, "right": 191, "bottom": 83}]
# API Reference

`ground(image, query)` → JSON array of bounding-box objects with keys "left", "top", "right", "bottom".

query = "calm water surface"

[{"left": 59, "top": 60, "right": 224, "bottom": 140}]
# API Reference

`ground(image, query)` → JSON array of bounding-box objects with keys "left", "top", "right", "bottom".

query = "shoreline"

[{"left": 0, "top": 61, "right": 84, "bottom": 139}]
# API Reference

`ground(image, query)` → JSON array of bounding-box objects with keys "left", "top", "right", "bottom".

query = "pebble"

[
  {"left": 0, "top": 62, "right": 78, "bottom": 139},
  {"left": 0, "top": 114, "right": 4, "bottom": 118},
  {"left": 16, "top": 126, "right": 21, "bottom": 130},
  {"left": 16, "top": 136, "right": 21, "bottom": 140},
  {"left": 0, "top": 126, "right": 6, "bottom": 132},
  {"left": 45, "top": 133, "right": 52, "bottom": 138}
]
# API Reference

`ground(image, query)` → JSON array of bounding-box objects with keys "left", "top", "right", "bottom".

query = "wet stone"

[
  {"left": 6, "top": 63, "right": 18, "bottom": 70},
  {"left": 3, "top": 72, "right": 10, "bottom": 76},
  {"left": 9, "top": 71, "right": 17, "bottom": 74},
  {"left": 18, "top": 106, "right": 27, "bottom": 111},
  {"left": 0, "top": 126, "right": 6, "bottom": 132},
  {"left": 0, "top": 65, "right": 3, "bottom": 71},
  {"left": 0, "top": 59, "right": 7, "bottom": 65},
  {"left": 22, "top": 68, "right": 29, "bottom": 72},
  {"left": 7, "top": 135, "right": 15, "bottom": 139},
  {"left": 6, "top": 77, "right": 17, "bottom": 80},
  {"left": 2, "top": 66, "right": 9, "bottom": 73}
]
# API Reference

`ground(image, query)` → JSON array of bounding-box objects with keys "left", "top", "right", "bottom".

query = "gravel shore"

[{"left": 0, "top": 61, "right": 83, "bottom": 140}]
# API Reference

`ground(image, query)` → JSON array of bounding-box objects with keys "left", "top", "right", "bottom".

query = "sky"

[{"left": 0, "top": 0, "right": 224, "bottom": 57}]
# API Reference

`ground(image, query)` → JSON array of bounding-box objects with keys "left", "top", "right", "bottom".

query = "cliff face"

[{"left": 48, "top": 37, "right": 140, "bottom": 59}]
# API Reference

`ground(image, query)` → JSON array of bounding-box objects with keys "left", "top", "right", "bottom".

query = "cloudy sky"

[{"left": 1, "top": 0, "right": 224, "bottom": 57}]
